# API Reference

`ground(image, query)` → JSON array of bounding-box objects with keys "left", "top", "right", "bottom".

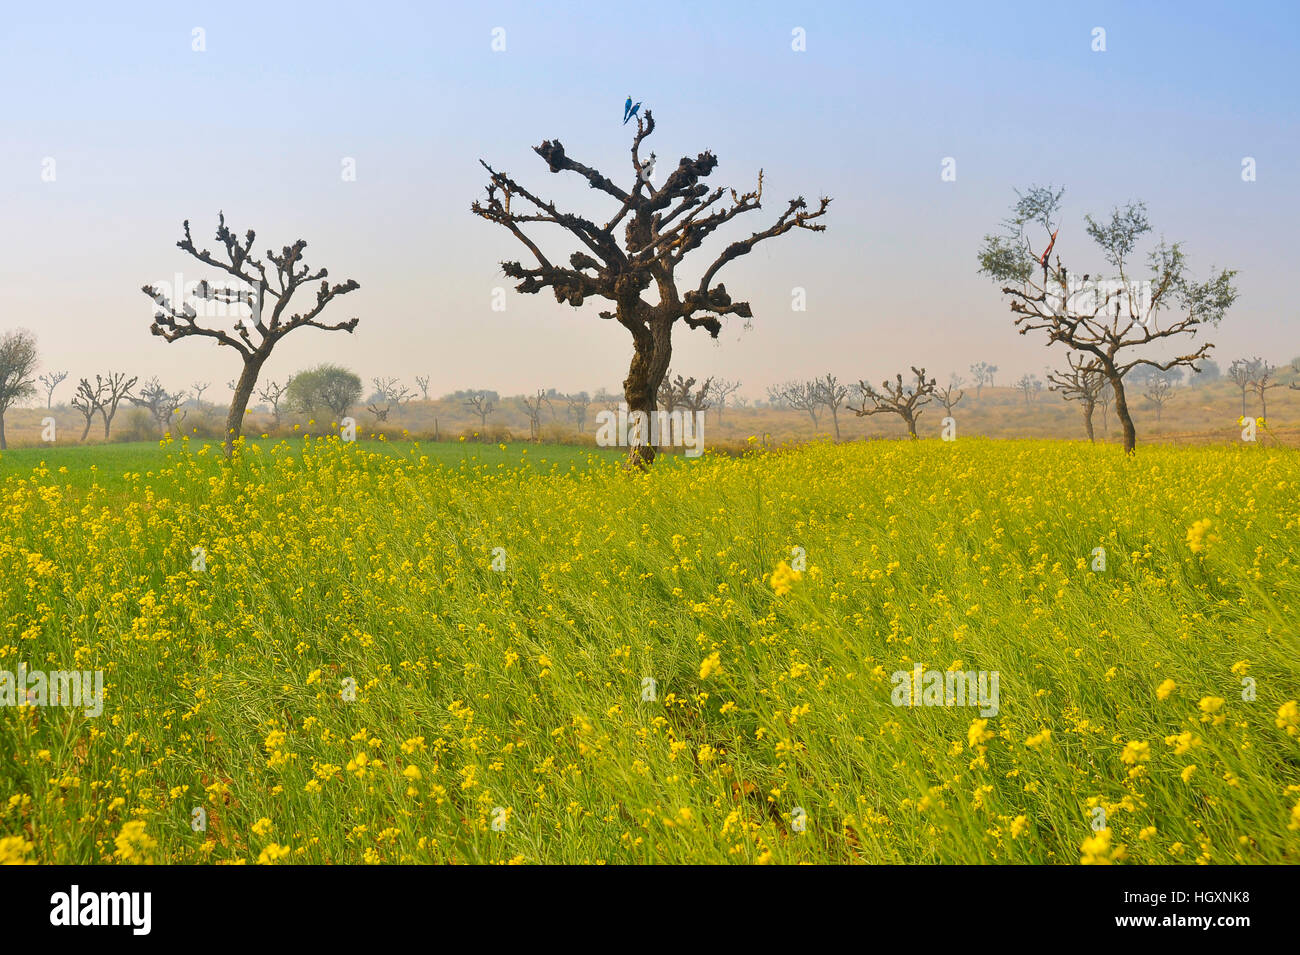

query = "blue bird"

[
  {"left": 624, "top": 99, "right": 641, "bottom": 125},
  {"left": 623, "top": 96, "right": 633, "bottom": 123}
]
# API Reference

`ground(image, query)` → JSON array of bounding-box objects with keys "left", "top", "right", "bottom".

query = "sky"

[{"left": 1, "top": 0, "right": 1296, "bottom": 402}]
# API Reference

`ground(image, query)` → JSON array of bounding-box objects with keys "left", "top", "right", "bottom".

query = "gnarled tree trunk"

[
  {"left": 1107, "top": 369, "right": 1137, "bottom": 453},
  {"left": 902, "top": 411, "right": 919, "bottom": 439},
  {"left": 621, "top": 313, "right": 672, "bottom": 469},
  {"left": 226, "top": 355, "right": 265, "bottom": 456}
]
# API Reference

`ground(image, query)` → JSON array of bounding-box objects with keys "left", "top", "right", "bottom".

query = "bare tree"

[
  {"left": 657, "top": 371, "right": 710, "bottom": 415},
  {"left": 371, "top": 377, "right": 416, "bottom": 418},
  {"left": 415, "top": 375, "right": 431, "bottom": 401},
  {"left": 71, "top": 377, "right": 106, "bottom": 442},
  {"left": 980, "top": 187, "right": 1236, "bottom": 452},
  {"left": 373, "top": 377, "right": 415, "bottom": 405},
  {"left": 1047, "top": 354, "right": 1105, "bottom": 442},
  {"left": 1250, "top": 360, "right": 1280, "bottom": 420},
  {"left": 565, "top": 392, "right": 591, "bottom": 433},
  {"left": 38, "top": 371, "right": 68, "bottom": 409},
  {"left": 128, "top": 378, "right": 188, "bottom": 436},
  {"left": 661, "top": 376, "right": 684, "bottom": 413},
  {"left": 711, "top": 378, "right": 742, "bottom": 423},
  {"left": 464, "top": 391, "right": 495, "bottom": 432},
  {"left": 1015, "top": 373, "right": 1042, "bottom": 405},
  {"left": 255, "top": 377, "right": 293, "bottom": 429},
  {"left": 0, "top": 330, "right": 39, "bottom": 450},
  {"left": 1228, "top": 358, "right": 1257, "bottom": 417},
  {"left": 518, "top": 389, "right": 553, "bottom": 441},
  {"left": 1143, "top": 372, "right": 1174, "bottom": 423},
  {"left": 143, "top": 213, "right": 361, "bottom": 456},
  {"left": 680, "top": 377, "right": 714, "bottom": 413},
  {"left": 98, "top": 372, "right": 138, "bottom": 440},
  {"left": 969, "top": 362, "right": 998, "bottom": 398},
  {"left": 598, "top": 389, "right": 622, "bottom": 417},
  {"left": 853, "top": 367, "right": 936, "bottom": 439},
  {"left": 472, "top": 111, "right": 829, "bottom": 467},
  {"left": 936, "top": 379, "right": 965, "bottom": 416},
  {"left": 813, "top": 373, "right": 848, "bottom": 441},
  {"left": 771, "top": 380, "right": 821, "bottom": 429},
  {"left": 367, "top": 398, "right": 393, "bottom": 422},
  {"left": 1097, "top": 378, "right": 1114, "bottom": 440},
  {"left": 192, "top": 381, "right": 211, "bottom": 410}
]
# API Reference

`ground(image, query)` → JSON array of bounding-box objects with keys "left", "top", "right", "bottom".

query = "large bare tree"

[
  {"left": 979, "top": 187, "right": 1236, "bottom": 452},
  {"left": 853, "top": 367, "right": 935, "bottom": 440},
  {"left": 143, "top": 213, "right": 361, "bottom": 455},
  {"left": 0, "top": 330, "right": 39, "bottom": 450},
  {"left": 472, "top": 112, "right": 829, "bottom": 466}
]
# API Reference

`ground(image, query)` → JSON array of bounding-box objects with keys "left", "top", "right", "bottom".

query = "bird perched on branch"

[{"left": 623, "top": 97, "right": 641, "bottom": 125}]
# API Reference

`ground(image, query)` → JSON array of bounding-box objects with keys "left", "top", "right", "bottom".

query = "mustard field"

[{"left": 1, "top": 436, "right": 1298, "bottom": 864}]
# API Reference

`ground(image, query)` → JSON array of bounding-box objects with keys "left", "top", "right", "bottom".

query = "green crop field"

[{"left": 1, "top": 437, "right": 1297, "bottom": 864}]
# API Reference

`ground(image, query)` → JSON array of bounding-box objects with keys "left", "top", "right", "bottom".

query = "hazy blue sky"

[{"left": 2, "top": 1, "right": 1296, "bottom": 401}]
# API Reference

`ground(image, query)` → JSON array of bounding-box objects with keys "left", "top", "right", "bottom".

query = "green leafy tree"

[
  {"left": 288, "top": 364, "right": 362, "bottom": 419},
  {"left": 0, "top": 329, "right": 39, "bottom": 450},
  {"left": 979, "top": 186, "right": 1236, "bottom": 452}
]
